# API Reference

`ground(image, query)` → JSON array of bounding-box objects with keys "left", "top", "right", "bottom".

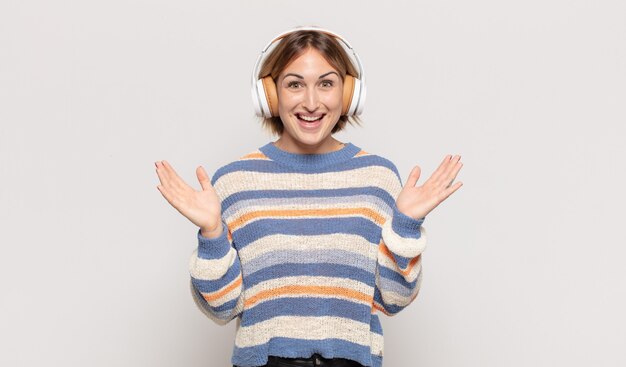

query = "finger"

[
  {"left": 405, "top": 165, "right": 421, "bottom": 188},
  {"left": 441, "top": 181, "right": 463, "bottom": 200},
  {"left": 428, "top": 154, "right": 453, "bottom": 184},
  {"left": 441, "top": 155, "right": 462, "bottom": 179},
  {"left": 160, "top": 160, "right": 177, "bottom": 181},
  {"left": 437, "top": 155, "right": 462, "bottom": 188},
  {"left": 155, "top": 161, "right": 171, "bottom": 187},
  {"left": 448, "top": 161, "right": 463, "bottom": 184},
  {"left": 155, "top": 160, "right": 172, "bottom": 182},
  {"left": 196, "top": 166, "right": 213, "bottom": 191},
  {"left": 446, "top": 162, "right": 463, "bottom": 188},
  {"left": 156, "top": 183, "right": 175, "bottom": 206},
  {"left": 156, "top": 161, "right": 183, "bottom": 196},
  {"left": 160, "top": 160, "right": 188, "bottom": 191}
]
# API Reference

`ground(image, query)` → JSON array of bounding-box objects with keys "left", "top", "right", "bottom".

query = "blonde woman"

[{"left": 155, "top": 26, "right": 463, "bottom": 367}]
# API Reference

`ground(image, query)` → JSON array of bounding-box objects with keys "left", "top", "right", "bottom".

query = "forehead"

[{"left": 280, "top": 48, "right": 338, "bottom": 76}]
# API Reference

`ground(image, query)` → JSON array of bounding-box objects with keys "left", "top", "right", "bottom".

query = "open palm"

[
  {"left": 396, "top": 154, "right": 464, "bottom": 220},
  {"left": 155, "top": 160, "right": 223, "bottom": 235}
]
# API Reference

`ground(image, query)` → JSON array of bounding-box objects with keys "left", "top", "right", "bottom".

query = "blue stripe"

[
  {"left": 196, "top": 224, "right": 233, "bottom": 260},
  {"left": 190, "top": 284, "right": 237, "bottom": 320},
  {"left": 373, "top": 286, "right": 406, "bottom": 315},
  {"left": 223, "top": 193, "right": 391, "bottom": 220},
  {"left": 206, "top": 296, "right": 239, "bottom": 313},
  {"left": 370, "top": 313, "right": 383, "bottom": 335},
  {"left": 385, "top": 250, "right": 415, "bottom": 270},
  {"left": 391, "top": 205, "right": 425, "bottom": 239},
  {"left": 212, "top": 153, "right": 399, "bottom": 184},
  {"left": 241, "top": 297, "right": 371, "bottom": 326},
  {"left": 378, "top": 264, "right": 417, "bottom": 289},
  {"left": 377, "top": 274, "right": 415, "bottom": 298},
  {"left": 221, "top": 186, "right": 396, "bottom": 213},
  {"left": 244, "top": 262, "right": 375, "bottom": 289},
  {"left": 243, "top": 249, "right": 374, "bottom": 276},
  {"left": 190, "top": 259, "right": 241, "bottom": 293},
  {"left": 234, "top": 217, "right": 382, "bottom": 249}
]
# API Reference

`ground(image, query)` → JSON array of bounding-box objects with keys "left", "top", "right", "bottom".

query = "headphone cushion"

[
  {"left": 342, "top": 75, "right": 356, "bottom": 115},
  {"left": 261, "top": 76, "right": 278, "bottom": 117}
]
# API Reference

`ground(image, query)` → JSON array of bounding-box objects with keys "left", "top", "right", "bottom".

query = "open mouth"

[{"left": 296, "top": 113, "right": 325, "bottom": 123}]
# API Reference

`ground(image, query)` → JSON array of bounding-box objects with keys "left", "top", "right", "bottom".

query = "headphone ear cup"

[
  {"left": 342, "top": 74, "right": 356, "bottom": 116},
  {"left": 261, "top": 76, "right": 279, "bottom": 117}
]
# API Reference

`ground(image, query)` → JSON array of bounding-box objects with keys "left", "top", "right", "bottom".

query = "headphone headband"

[{"left": 251, "top": 25, "right": 367, "bottom": 118}]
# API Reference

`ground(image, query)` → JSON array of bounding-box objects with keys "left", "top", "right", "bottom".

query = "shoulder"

[
  {"left": 210, "top": 147, "right": 271, "bottom": 186},
  {"left": 351, "top": 146, "right": 402, "bottom": 183}
]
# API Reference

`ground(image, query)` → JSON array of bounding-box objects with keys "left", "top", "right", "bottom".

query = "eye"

[
  {"left": 320, "top": 80, "right": 334, "bottom": 88},
  {"left": 287, "top": 81, "right": 302, "bottom": 89}
]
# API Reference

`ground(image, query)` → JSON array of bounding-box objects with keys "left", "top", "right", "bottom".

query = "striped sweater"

[{"left": 189, "top": 141, "right": 427, "bottom": 367}]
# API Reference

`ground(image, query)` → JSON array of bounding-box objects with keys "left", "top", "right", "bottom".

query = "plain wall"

[{"left": 1, "top": 0, "right": 625, "bottom": 366}]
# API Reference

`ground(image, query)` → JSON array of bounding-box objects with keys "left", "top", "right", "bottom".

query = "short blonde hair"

[{"left": 256, "top": 30, "right": 363, "bottom": 136}]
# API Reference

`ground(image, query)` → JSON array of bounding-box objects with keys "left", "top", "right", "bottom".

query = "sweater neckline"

[{"left": 259, "top": 141, "right": 361, "bottom": 169}]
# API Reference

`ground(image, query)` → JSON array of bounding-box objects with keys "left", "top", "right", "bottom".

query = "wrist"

[{"left": 200, "top": 222, "right": 223, "bottom": 239}]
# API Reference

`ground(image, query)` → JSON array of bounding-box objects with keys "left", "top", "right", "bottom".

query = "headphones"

[{"left": 251, "top": 25, "right": 366, "bottom": 119}]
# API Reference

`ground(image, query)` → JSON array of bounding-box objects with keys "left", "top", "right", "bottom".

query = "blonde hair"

[{"left": 257, "top": 30, "right": 363, "bottom": 136}]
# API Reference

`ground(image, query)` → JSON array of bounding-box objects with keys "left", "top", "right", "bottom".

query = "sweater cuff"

[
  {"left": 197, "top": 221, "right": 232, "bottom": 260},
  {"left": 391, "top": 205, "right": 425, "bottom": 239}
]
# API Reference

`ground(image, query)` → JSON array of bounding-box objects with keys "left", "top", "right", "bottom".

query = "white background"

[{"left": 1, "top": 1, "right": 625, "bottom": 366}]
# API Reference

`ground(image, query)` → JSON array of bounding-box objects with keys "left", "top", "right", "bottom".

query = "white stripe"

[
  {"left": 190, "top": 279, "right": 244, "bottom": 325},
  {"left": 370, "top": 331, "right": 384, "bottom": 356},
  {"left": 223, "top": 194, "right": 391, "bottom": 224},
  {"left": 214, "top": 165, "right": 399, "bottom": 201},
  {"left": 239, "top": 233, "right": 378, "bottom": 262},
  {"left": 377, "top": 250, "right": 422, "bottom": 283},
  {"left": 234, "top": 315, "right": 372, "bottom": 348},
  {"left": 243, "top": 276, "right": 374, "bottom": 305},
  {"left": 381, "top": 222, "right": 427, "bottom": 258},
  {"left": 205, "top": 279, "right": 242, "bottom": 307},
  {"left": 377, "top": 270, "right": 423, "bottom": 307},
  {"left": 189, "top": 247, "right": 238, "bottom": 281}
]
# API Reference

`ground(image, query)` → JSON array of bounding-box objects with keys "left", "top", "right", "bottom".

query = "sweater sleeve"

[
  {"left": 189, "top": 218, "right": 245, "bottom": 325},
  {"left": 373, "top": 164, "right": 428, "bottom": 316}
]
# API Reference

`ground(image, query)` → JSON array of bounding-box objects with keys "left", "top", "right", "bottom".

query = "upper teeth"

[{"left": 299, "top": 115, "right": 322, "bottom": 121}]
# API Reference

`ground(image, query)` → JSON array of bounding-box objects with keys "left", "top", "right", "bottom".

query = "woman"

[{"left": 155, "top": 26, "right": 463, "bottom": 367}]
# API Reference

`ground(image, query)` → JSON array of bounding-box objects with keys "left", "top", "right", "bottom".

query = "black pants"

[{"left": 234, "top": 353, "right": 365, "bottom": 367}]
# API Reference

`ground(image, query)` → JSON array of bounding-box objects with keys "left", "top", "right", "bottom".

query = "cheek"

[
  {"left": 277, "top": 93, "right": 297, "bottom": 112},
  {"left": 327, "top": 91, "right": 344, "bottom": 112}
]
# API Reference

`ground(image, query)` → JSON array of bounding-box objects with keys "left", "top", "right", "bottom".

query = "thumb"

[
  {"left": 196, "top": 166, "right": 213, "bottom": 191},
  {"left": 405, "top": 165, "right": 421, "bottom": 188}
]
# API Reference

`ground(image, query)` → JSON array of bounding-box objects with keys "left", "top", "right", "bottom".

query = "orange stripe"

[
  {"left": 202, "top": 274, "right": 242, "bottom": 302},
  {"left": 378, "top": 242, "right": 421, "bottom": 277},
  {"left": 244, "top": 285, "right": 372, "bottom": 308},
  {"left": 229, "top": 207, "right": 386, "bottom": 232},
  {"left": 372, "top": 302, "right": 391, "bottom": 316},
  {"left": 244, "top": 150, "right": 366, "bottom": 160},
  {"left": 241, "top": 152, "right": 269, "bottom": 160}
]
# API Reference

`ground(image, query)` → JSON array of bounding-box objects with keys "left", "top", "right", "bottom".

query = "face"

[{"left": 276, "top": 47, "right": 344, "bottom": 154}]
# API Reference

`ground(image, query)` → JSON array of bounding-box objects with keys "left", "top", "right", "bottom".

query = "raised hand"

[
  {"left": 155, "top": 160, "right": 223, "bottom": 238},
  {"left": 396, "top": 155, "right": 464, "bottom": 220}
]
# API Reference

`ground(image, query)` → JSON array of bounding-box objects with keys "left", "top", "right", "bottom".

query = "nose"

[{"left": 302, "top": 85, "right": 320, "bottom": 111}]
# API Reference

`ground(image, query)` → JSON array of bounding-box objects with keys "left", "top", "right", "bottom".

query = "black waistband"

[{"left": 266, "top": 353, "right": 364, "bottom": 367}]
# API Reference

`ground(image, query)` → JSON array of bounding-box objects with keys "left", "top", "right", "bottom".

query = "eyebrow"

[{"left": 283, "top": 71, "right": 339, "bottom": 80}]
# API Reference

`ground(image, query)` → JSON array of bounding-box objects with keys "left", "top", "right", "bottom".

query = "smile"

[
  {"left": 296, "top": 113, "right": 325, "bottom": 122},
  {"left": 295, "top": 113, "right": 325, "bottom": 130}
]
